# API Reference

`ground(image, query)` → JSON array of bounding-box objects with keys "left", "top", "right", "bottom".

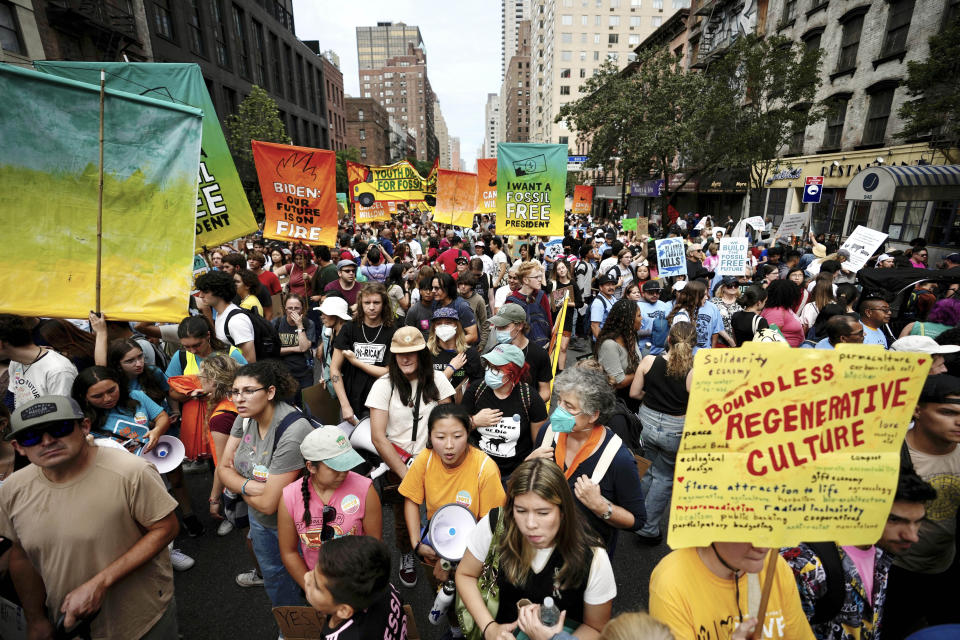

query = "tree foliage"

[
  {"left": 224, "top": 85, "right": 291, "bottom": 184},
  {"left": 558, "top": 34, "right": 824, "bottom": 212},
  {"left": 336, "top": 147, "right": 361, "bottom": 193},
  {"left": 896, "top": 17, "right": 960, "bottom": 161}
]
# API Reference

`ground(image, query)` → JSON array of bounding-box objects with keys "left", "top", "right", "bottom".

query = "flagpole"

[{"left": 96, "top": 69, "right": 105, "bottom": 314}]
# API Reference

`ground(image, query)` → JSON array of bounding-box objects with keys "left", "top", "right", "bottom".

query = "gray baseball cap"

[{"left": 7, "top": 396, "right": 84, "bottom": 440}]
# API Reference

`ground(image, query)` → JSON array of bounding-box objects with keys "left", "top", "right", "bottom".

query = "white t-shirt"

[
  {"left": 215, "top": 303, "right": 255, "bottom": 346},
  {"left": 477, "top": 253, "right": 494, "bottom": 276},
  {"left": 491, "top": 251, "right": 508, "bottom": 284},
  {"left": 799, "top": 302, "right": 820, "bottom": 330},
  {"left": 465, "top": 513, "right": 617, "bottom": 606},
  {"left": 365, "top": 371, "right": 456, "bottom": 455},
  {"left": 7, "top": 349, "right": 78, "bottom": 408},
  {"left": 408, "top": 241, "right": 423, "bottom": 259},
  {"left": 494, "top": 285, "right": 513, "bottom": 312},
  {"left": 597, "top": 256, "right": 618, "bottom": 276}
]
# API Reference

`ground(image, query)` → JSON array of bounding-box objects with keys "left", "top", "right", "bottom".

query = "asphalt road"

[{"left": 172, "top": 342, "right": 671, "bottom": 639}]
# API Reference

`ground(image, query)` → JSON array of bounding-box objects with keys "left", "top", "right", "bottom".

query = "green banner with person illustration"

[
  {"left": 34, "top": 61, "right": 258, "bottom": 251},
  {"left": 495, "top": 143, "right": 566, "bottom": 237},
  {"left": 0, "top": 63, "right": 202, "bottom": 321}
]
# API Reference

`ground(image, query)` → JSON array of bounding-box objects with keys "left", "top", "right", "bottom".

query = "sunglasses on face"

[{"left": 14, "top": 420, "right": 77, "bottom": 447}]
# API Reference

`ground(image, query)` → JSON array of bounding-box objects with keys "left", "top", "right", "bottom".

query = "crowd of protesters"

[{"left": 0, "top": 207, "right": 958, "bottom": 640}]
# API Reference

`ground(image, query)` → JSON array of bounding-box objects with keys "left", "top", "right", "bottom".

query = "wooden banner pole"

[
  {"left": 96, "top": 69, "right": 105, "bottom": 315},
  {"left": 750, "top": 548, "right": 779, "bottom": 639}
]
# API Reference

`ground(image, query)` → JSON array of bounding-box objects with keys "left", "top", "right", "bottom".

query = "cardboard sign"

[
  {"left": 496, "top": 143, "right": 566, "bottom": 237},
  {"left": 252, "top": 141, "right": 337, "bottom": 246},
  {"left": 655, "top": 237, "right": 688, "bottom": 277},
  {"left": 272, "top": 607, "right": 326, "bottom": 640},
  {"left": 840, "top": 225, "right": 888, "bottom": 272},
  {"left": 776, "top": 212, "right": 807, "bottom": 240},
  {"left": 717, "top": 237, "right": 749, "bottom": 276},
  {"left": 637, "top": 217, "right": 649, "bottom": 237},
  {"left": 572, "top": 185, "right": 593, "bottom": 214},
  {"left": 668, "top": 344, "right": 929, "bottom": 549}
]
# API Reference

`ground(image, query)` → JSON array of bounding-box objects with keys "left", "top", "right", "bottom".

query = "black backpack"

[
  {"left": 806, "top": 542, "right": 846, "bottom": 624},
  {"left": 607, "top": 397, "right": 644, "bottom": 454},
  {"left": 224, "top": 307, "right": 282, "bottom": 360}
]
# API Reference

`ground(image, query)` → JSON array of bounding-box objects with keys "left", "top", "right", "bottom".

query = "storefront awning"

[{"left": 846, "top": 164, "right": 960, "bottom": 202}]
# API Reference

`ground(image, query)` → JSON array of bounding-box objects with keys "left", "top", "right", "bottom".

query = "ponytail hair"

[
  {"left": 301, "top": 474, "right": 313, "bottom": 527},
  {"left": 665, "top": 321, "right": 696, "bottom": 379}
]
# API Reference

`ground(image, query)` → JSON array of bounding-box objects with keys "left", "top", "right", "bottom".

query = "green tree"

[
  {"left": 224, "top": 85, "right": 290, "bottom": 184},
  {"left": 336, "top": 147, "right": 361, "bottom": 193},
  {"left": 896, "top": 17, "right": 960, "bottom": 161},
  {"left": 707, "top": 34, "right": 825, "bottom": 201}
]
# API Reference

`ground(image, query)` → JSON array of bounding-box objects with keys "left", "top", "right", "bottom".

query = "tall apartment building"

[
  {"left": 483, "top": 92, "right": 500, "bottom": 158},
  {"left": 305, "top": 45, "right": 346, "bottom": 151},
  {"left": 346, "top": 97, "right": 391, "bottom": 166},
  {"left": 435, "top": 101, "right": 451, "bottom": 169},
  {"left": 451, "top": 137, "right": 462, "bottom": 172},
  {"left": 759, "top": 0, "right": 959, "bottom": 251},
  {"left": 502, "top": 0, "right": 531, "bottom": 77},
  {"left": 356, "top": 21, "right": 423, "bottom": 70},
  {"left": 356, "top": 23, "right": 437, "bottom": 162},
  {"left": 529, "top": 0, "right": 687, "bottom": 145},
  {"left": 503, "top": 19, "right": 532, "bottom": 142}
]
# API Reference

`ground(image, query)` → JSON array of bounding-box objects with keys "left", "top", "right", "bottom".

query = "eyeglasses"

[
  {"left": 228, "top": 387, "right": 265, "bottom": 399},
  {"left": 321, "top": 505, "right": 337, "bottom": 542},
  {"left": 340, "top": 269, "right": 356, "bottom": 274},
  {"left": 14, "top": 420, "right": 77, "bottom": 447},
  {"left": 848, "top": 329, "right": 865, "bottom": 337},
  {"left": 867, "top": 307, "right": 892, "bottom": 314}
]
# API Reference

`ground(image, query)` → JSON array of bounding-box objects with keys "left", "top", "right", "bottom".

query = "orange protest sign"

[
  {"left": 572, "top": 185, "right": 593, "bottom": 214},
  {"left": 475, "top": 158, "right": 497, "bottom": 213},
  {"left": 252, "top": 141, "right": 336, "bottom": 246},
  {"left": 434, "top": 169, "right": 478, "bottom": 227}
]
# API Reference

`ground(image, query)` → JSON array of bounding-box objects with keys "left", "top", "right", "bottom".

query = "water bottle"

[
  {"left": 428, "top": 579, "right": 456, "bottom": 625},
  {"left": 540, "top": 596, "right": 560, "bottom": 626}
]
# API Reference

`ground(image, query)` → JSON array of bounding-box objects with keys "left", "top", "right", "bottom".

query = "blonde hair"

[
  {"left": 665, "top": 321, "right": 696, "bottom": 379},
  {"left": 427, "top": 319, "right": 467, "bottom": 354},
  {"left": 199, "top": 354, "right": 240, "bottom": 414},
  {"left": 601, "top": 612, "right": 674, "bottom": 640}
]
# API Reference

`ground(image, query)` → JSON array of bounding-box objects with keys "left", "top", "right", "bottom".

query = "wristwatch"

[{"left": 600, "top": 501, "right": 613, "bottom": 520}]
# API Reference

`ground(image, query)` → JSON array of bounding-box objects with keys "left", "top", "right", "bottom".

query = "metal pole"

[{"left": 96, "top": 69, "right": 105, "bottom": 314}]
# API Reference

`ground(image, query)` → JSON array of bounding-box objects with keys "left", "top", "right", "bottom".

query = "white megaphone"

[
  {"left": 427, "top": 503, "right": 478, "bottom": 562},
  {"left": 140, "top": 435, "right": 186, "bottom": 474},
  {"left": 347, "top": 417, "right": 375, "bottom": 455}
]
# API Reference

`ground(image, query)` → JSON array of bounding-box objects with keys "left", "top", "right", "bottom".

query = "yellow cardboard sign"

[{"left": 667, "top": 344, "right": 929, "bottom": 549}]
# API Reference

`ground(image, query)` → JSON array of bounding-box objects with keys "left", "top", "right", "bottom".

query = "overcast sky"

[{"left": 291, "top": 0, "right": 501, "bottom": 170}]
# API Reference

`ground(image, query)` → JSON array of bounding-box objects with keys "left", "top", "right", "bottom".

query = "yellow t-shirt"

[
  {"left": 649, "top": 547, "right": 815, "bottom": 640},
  {"left": 398, "top": 446, "right": 505, "bottom": 520},
  {"left": 240, "top": 295, "right": 263, "bottom": 316}
]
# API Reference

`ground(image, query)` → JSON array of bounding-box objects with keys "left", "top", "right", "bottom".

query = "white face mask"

[{"left": 435, "top": 325, "right": 457, "bottom": 342}]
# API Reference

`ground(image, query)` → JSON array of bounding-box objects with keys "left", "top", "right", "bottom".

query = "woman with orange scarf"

[{"left": 527, "top": 366, "right": 646, "bottom": 554}]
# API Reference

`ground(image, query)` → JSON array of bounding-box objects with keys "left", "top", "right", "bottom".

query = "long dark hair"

[
  {"left": 106, "top": 339, "right": 167, "bottom": 405},
  {"left": 387, "top": 348, "right": 440, "bottom": 406},
  {"left": 235, "top": 360, "right": 297, "bottom": 404},
  {"left": 177, "top": 315, "right": 230, "bottom": 352},
  {"left": 595, "top": 299, "right": 640, "bottom": 372},
  {"left": 72, "top": 365, "right": 139, "bottom": 429}
]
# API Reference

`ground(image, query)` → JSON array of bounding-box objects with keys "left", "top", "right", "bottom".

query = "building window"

[
  {"left": 609, "top": 33, "right": 619, "bottom": 44},
  {"left": 610, "top": 0, "right": 621, "bottom": 6},
  {"left": 358, "top": 109, "right": 364, "bottom": 120},
  {"left": 653, "top": 0, "right": 663, "bottom": 8},
  {"left": 580, "top": 68, "right": 587, "bottom": 77},
  {"left": 927, "top": 200, "right": 960, "bottom": 245},
  {"left": 560, "top": 68, "right": 571, "bottom": 78},
  {"left": 802, "top": 28, "right": 822, "bottom": 53},
  {"left": 270, "top": 32, "right": 282, "bottom": 96},
  {"left": 812, "top": 189, "right": 851, "bottom": 236},
  {"left": 788, "top": 106, "right": 809, "bottom": 154},
  {"left": 0, "top": 2, "right": 25, "bottom": 55},
  {"left": 233, "top": 5, "right": 249, "bottom": 79},
  {"left": 560, "top": 85, "right": 571, "bottom": 95},
  {"left": 595, "top": 15, "right": 602, "bottom": 25},
  {"left": 251, "top": 21, "right": 266, "bottom": 87},
  {"left": 213, "top": 1, "right": 230, "bottom": 68},
  {"left": 559, "top": 136, "right": 569, "bottom": 144},
  {"left": 153, "top": 0, "right": 174, "bottom": 39},
  {"left": 610, "top": 15, "right": 620, "bottom": 26},
  {"left": 561, "top": 50, "right": 572, "bottom": 61},
  {"left": 886, "top": 201, "right": 927, "bottom": 241},
  {"left": 652, "top": 16, "right": 662, "bottom": 26},
  {"left": 361, "top": 147, "right": 367, "bottom": 159},
  {"left": 881, "top": 0, "right": 915, "bottom": 56},
  {"left": 581, "top": 14, "right": 589, "bottom": 25},
  {"left": 630, "top": 16, "right": 642, "bottom": 26},
  {"left": 783, "top": 0, "right": 797, "bottom": 22},
  {"left": 822, "top": 95, "right": 849, "bottom": 149},
  {"left": 836, "top": 11, "right": 864, "bottom": 72},
  {"left": 187, "top": 0, "right": 205, "bottom": 55},
  {"left": 562, "top": 32, "right": 573, "bottom": 43},
  {"left": 359, "top": 128, "right": 366, "bottom": 140},
  {"left": 862, "top": 86, "right": 896, "bottom": 145},
  {"left": 562, "top": 14, "right": 573, "bottom": 24},
  {"left": 632, "top": 0, "right": 642, "bottom": 5},
  {"left": 673, "top": 0, "right": 690, "bottom": 7}
]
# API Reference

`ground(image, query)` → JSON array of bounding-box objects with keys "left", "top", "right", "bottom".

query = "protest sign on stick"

[
  {"left": 572, "top": 185, "right": 593, "bottom": 214},
  {"left": 717, "top": 238, "right": 749, "bottom": 276},
  {"left": 655, "top": 237, "right": 688, "bottom": 277},
  {"left": 840, "top": 225, "right": 888, "bottom": 272},
  {"left": 496, "top": 143, "right": 566, "bottom": 237},
  {"left": 668, "top": 344, "right": 929, "bottom": 550}
]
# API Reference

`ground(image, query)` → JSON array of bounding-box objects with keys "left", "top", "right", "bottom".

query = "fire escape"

[{"left": 45, "top": 0, "right": 142, "bottom": 61}]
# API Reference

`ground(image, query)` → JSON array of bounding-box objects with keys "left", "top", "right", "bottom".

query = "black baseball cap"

[
  {"left": 597, "top": 273, "right": 618, "bottom": 286},
  {"left": 720, "top": 276, "right": 739, "bottom": 287},
  {"left": 919, "top": 375, "right": 960, "bottom": 404},
  {"left": 642, "top": 280, "right": 663, "bottom": 292}
]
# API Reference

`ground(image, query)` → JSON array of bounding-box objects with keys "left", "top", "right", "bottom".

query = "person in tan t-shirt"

[{"left": 0, "top": 395, "right": 179, "bottom": 639}]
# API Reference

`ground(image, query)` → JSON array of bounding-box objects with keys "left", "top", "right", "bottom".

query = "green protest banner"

[
  {"left": 35, "top": 62, "right": 257, "bottom": 250},
  {"left": 622, "top": 217, "right": 638, "bottom": 231},
  {"left": 496, "top": 143, "right": 566, "bottom": 237}
]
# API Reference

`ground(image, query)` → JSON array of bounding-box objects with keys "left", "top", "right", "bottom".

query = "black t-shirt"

[
  {"left": 404, "top": 303, "right": 434, "bottom": 340},
  {"left": 332, "top": 321, "right": 395, "bottom": 419},
  {"left": 462, "top": 380, "right": 548, "bottom": 478},
  {"left": 473, "top": 272, "right": 492, "bottom": 306},
  {"left": 731, "top": 311, "right": 769, "bottom": 346},
  {"left": 322, "top": 584, "right": 408, "bottom": 640},
  {"left": 431, "top": 347, "right": 483, "bottom": 391},
  {"left": 521, "top": 341, "right": 553, "bottom": 387},
  {"left": 273, "top": 317, "right": 317, "bottom": 379}
]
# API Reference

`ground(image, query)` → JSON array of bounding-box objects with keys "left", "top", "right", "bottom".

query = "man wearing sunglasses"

[{"left": 0, "top": 396, "right": 179, "bottom": 639}]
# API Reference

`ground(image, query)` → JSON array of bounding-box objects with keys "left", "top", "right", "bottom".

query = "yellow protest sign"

[
  {"left": 667, "top": 344, "right": 929, "bottom": 549},
  {"left": 355, "top": 200, "right": 396, "bottom": 224}
]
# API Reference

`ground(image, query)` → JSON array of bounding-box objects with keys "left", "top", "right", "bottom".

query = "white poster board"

[
  {"left": 776, "top": 212, "right": 807, "bottom": 240},
  {"left": 717, "top": 238, "right": 750, "bottom": 276},
  {"left": 655, "top": 237, "right": 688, "bottom": 277},
  {"left": 840, "top": 226, "right": 888, "bottom": 272}
]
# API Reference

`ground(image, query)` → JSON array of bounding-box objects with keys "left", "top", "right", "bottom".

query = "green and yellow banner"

[
  {"left": 347, "top": 160, "right": 432, "bottom": 206},
  {"left": 0, "top": 64, "right": 202, "bottom": 321},
  {"left": 35, "top": 61, "right": 258, "bottom": 250},
  {"left": 496, "top": 143, "right": 566, "bottom": 237}
]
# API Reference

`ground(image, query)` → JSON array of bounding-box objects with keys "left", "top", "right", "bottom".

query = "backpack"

[
  {"left": 607, "top": 397, "right": 644, "bottom": 454},
  {"left": 243, "top": 407, "right": 320, "bottom": 457},
  {"left": 806, "top": 542, "right": 846, "bottom": 624},
  {"left": 755, "top": 322, "right": 788, "bottom": 343},
  {"left": 474, "top": 380, "right": 532, "bottom": 424},
  {"left": 224, "top": 307, "right": 282, "bottom": 360},
  {"left": 507, "top": 290, "right": 551, "bottom": 350}
]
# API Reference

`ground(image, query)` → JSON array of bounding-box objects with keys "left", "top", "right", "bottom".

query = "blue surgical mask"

[
  {"left": 484, "top": 368, "right": 505, "bottom": 389},
  {"left": 495, "top": 329, "right": 513, "bottom": 344},
  {"left": 551, "top": 406, "right": 578, "bottom": 433}
]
